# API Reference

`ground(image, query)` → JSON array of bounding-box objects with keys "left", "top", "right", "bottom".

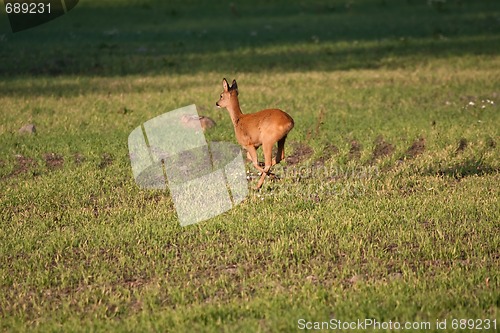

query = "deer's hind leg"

[{"left": 272, "top": 135, "right": 287, "bottom": 166}]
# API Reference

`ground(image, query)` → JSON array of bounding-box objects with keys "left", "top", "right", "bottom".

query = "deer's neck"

[{"left": 227, "top": 100, "right": 243, "bottom": 126}]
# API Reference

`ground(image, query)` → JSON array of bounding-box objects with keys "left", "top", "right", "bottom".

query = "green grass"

[{"left": 1, "top": 0, "right": 499, "bottom": 332}]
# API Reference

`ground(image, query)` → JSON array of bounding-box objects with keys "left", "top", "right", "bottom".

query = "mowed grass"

[{"left": 0, "top": 0, "right": 499, "bottom": 332}]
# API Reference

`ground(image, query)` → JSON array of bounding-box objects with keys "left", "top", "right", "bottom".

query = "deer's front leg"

[{"left": 245, "top": 145, "right": 266, "bottom": 174}]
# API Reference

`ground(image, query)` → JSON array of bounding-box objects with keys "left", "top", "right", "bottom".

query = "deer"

[{"left": 216, "top": 78, "right": 294, "bottom": 189}]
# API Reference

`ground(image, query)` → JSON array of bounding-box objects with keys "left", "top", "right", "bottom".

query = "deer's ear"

[
  {"left": 231, "top": 79, "right": 238, "bottom": 92},
  {"left": 222, "top": 78, "right": 229, "bottom": 92}
]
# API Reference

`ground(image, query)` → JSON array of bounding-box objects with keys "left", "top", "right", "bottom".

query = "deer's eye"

[{"left": 220, "top": 94, "right": 223, "bottom": 99}]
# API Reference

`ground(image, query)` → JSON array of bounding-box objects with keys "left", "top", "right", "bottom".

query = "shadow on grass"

[
  {"left": 429, "top": 158, "right": 499, "bottom": 179},
  {"left": 0, "top": 0, "right": 499, "bottom": 80}
]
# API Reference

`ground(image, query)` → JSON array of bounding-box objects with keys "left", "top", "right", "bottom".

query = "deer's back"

[{"left": 235, "top": 109, "right": 294, "bottom": 147}]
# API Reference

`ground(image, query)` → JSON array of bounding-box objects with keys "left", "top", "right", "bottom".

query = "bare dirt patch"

[
  {"left": 7, "top": 155, "right": 38, "bottom": 178},
  {"left": 98, "top": 153, "right": 113, "bottom": 169},
  {"left": 370, "top": 135, "right": 395, "bottom": 163},
  {"left": 44, "top": 153, "right": 64, "bottom": 170},
  {"left": 403, "top": 137, "right": 425, "bottom": 159},
  {"left": 286, "top": 142, "right": 313, "bottom": 165},
  {"left": 486, "top": 137, "right": 496, "bottom": 149},
  {"left": 455, "top": 138, "right": 468, "bottom": 154},
  {"left": 74, "top": 153, "right": 86, "bottom": 165},
  {"left": 348, "top": 140, "right": 362, "bottom": 160}
]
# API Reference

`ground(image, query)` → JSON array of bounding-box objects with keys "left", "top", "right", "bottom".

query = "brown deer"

[{"left": 216, "top": 78, "right": 294, "bottom": 189}]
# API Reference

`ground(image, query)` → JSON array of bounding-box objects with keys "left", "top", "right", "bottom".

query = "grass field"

[{"left": 1, "top": 0, "right": 499, "bottom": 332}]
